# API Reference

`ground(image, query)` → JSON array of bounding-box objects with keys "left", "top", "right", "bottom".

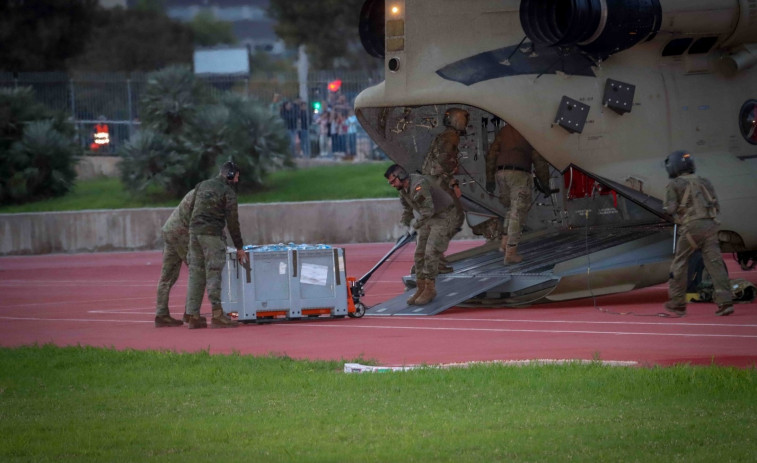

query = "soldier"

[
  {"left": 663, "top": 150, "right": 734, "bottom": 317},
  {"left": 385, "top": 164, "right": 457, "bottom": 306},
  {"left": 154, "top": 188, "right": 196, "bottom": 327},
  {"left": 421, "top": 107, "right": 468, "bottom": 273},
  {"left": 185, "top": 161, "right": 248, "bottom": 329},
  {"left": 485, "top": 123, "right": 550, "bottom": 264}
]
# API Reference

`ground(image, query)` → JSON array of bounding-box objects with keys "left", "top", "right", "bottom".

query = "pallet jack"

[{"left": 347, "top": 231, "right": 417, "bottom": 318}]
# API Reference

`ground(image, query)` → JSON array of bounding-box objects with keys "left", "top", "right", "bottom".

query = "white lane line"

[
  {"left": 278, "top": 323, "right": 757, "bottom": 338},
  {"left": 0, "top": 297, "right": 154, "bottom": 308},
  {"left": 0, "top": 316, "right": 151, "bottom": 324},
  {"left": 370, "top": 316, "right": 757, "bottom": 328}
]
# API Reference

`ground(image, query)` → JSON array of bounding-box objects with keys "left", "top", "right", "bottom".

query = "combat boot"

[
  {"left": 186, "top": 314, "right": 208, "bottom": 329},
  {"left": 438, "top": 262, "right": 453, "bottom": 274},
  {"left": 211, "top": 308, "right": 239, "bottom": 328},
  {"left": 715, "top": 304, "right": 734, "bottom": 316},
  {"left": 407, "top": 279, "right": 427, "bottom": 305},
  {"left": 664, "top": 301, "right": 686, "bottom": 317},
  {"left": 499, "top": 235, "right": 508, "bottom": 252},
  {"left": 504, "top": 244, "right": 523, "bottom": 264},
  {"left": 182, "top": 313, "right": 190, "bottom": 323},
  {"left": 154, "top": 314, "right": 183, "bottom": 327},
  {"left": 414, "top": 279, "right": 436, "bottom": 305}
]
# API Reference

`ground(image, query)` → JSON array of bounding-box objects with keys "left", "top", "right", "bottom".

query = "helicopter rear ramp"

[{"left": 366, "top": 225, "right": 673, "bottom": 316}]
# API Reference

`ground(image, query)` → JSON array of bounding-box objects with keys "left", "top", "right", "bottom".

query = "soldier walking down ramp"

[
  {"left": 385, "top": 164, "right": 456, "bottom": 306},
  {"left": 663, "top": 150, "right": 734, "bottom": 317},
  {"left": 185, "top": 161, "right": 248, "bottom": 329},
  {"left": 485, "top": 124, "right": 550, "bottom": 264},
  {"left": 421, "top": 107, "right": 468, "bottom": 273},
  {"left": 154, "top": 188, "right": 196, "bottom": 327}
]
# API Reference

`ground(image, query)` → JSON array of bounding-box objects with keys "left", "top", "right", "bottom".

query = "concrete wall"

[
  {"left": 75, "top": 156, "right": 121, "bottom": 180},
  {"left": 0, "top": 199, "right": 477, "bottom": 255}
]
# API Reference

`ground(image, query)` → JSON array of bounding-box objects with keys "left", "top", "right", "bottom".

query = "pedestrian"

[
  {"left": 317, "top": 107, "right": 331, "bottom": 157},
  {"left": 485, "top": 123, "right": 551, "bottom": 264},
  {"left": 345, "top": 109, "right": 359, "bottom": 158},
  {"left": 298, "top": 100, "right": 311, "bottom": 158},
  {"left": 280, "top": 100, "right": 298, "bottom": 157},
  {"left": 663, "top": 150, "right": 734, "bottom": 317},
  {"left": 154, "top": 188, "right": 196, "bottom": 327},
  {"left": 421, "top": 107, "right": 468, "bottom": 273},
  {"left": 185, "top": 161, "right": 248, "bottom": 329},
  {"left": 269, "top": 92, "right": 283, "bottom": 116},
  {"left": 385, "top": 164, "right": 457, "bottom": 306}
]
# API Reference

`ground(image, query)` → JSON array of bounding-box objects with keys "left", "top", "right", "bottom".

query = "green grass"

[
  {"left": 1, "top": 345, "right": 756, "bottom": 462},
  {"left": 0, "top": 162, "right": 396, "bottom": 213}
]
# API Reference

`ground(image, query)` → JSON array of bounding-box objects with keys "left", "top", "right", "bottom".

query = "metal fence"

[{"left": 0, "top": 70, "right": 386, "bottom": 160}]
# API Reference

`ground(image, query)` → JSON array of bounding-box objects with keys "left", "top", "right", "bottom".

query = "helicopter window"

[
  {"left": 688, "top": 37, "right": 718, "bottom": 55},
  {"left": 739, "top": 100, "right": 757, "bottom": 145},
  {"left": 662, "top": 38, "right": 692, "bottom": 56}
]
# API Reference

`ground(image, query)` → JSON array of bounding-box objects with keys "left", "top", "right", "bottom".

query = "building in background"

[
  {"left": 99, "top": 0, "right": 127, "bottom": 7},
  {"left": 144, "top": 0, "right": 285, "bottom": 55}
]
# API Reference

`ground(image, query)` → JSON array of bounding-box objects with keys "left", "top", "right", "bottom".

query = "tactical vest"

[
  {"left": 421, "top": 128, "right": 459, "bottom": 177},
  {"left": 403, "top": 174, "right": 453, "bottom": 215},
  {"left": 677, "top": 175, "right": 718, "bottom": 224}
]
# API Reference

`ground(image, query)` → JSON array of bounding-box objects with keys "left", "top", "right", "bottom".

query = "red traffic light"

[{"left": 327, "top": 79, "right": 342, "bottom": 92}]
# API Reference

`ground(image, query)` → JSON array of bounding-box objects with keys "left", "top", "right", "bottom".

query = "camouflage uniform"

[
  {"left": 485, "top": 124, "right": 550, "bottom": 247},
  {"left": 399, "top": 174, "right": 456, "bottom": 280},
  {"left": 664, "top": 173, "right": 733, "bottom": 311},
  {"left": 155, "top": 189, "right": 195, "bottom": 317},
  {"left": 421, "top": 126, "right": 465, "bottom": 239},
  {"left": 185, "top": 175, "right": 244, "bottom": 316}
]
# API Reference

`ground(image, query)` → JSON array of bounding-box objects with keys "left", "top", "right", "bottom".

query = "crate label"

[
  {"left": 301, "top": 263, "right": 328, "bottom": 286},
  {"left": 279, "top": 262, "right": 287, "bottom": 274}
]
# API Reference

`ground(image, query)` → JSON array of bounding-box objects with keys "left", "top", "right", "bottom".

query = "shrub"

[{"left": 0, "top": 88, "right": 81, "bottom": 205}]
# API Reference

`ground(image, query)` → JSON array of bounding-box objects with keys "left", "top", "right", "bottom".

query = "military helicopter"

[{"left": 353, "top": 0, "right": 757, "bottom": 315}]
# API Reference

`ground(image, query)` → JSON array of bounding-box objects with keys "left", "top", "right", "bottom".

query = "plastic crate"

[{"left": 221, "top": 245, "right": 349, "bottom": 322}]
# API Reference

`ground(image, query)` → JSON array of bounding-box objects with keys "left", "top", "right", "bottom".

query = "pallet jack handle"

[{"left": 347, "top": 231, "right": 416, "bottom": 317}]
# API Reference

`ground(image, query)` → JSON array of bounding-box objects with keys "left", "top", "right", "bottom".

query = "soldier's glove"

[{"left": 485, "top": 181, "right": 496, "bottom": 194}]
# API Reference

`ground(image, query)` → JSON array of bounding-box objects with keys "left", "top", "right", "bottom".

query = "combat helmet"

[
  {"left": 443, "top": 108, "right": 469, "bottom": 132},
  {"left": 665, "top": 150, "right": 695, "bottom": 179},
  {"left": 220, "top": 161, "right": 240, "bottom": 181}
]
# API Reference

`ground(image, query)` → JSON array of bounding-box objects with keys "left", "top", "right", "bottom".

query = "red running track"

[{"left": 1, "top": 240, "right": 756, "bottom": 368}]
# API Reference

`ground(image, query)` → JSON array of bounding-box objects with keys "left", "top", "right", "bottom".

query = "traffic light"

[
  {"left": 312, "top": 101, "right": 322, "bottom": 114},
  {"left": 328, "top": 79, "right": 342, "bottom": 93}
]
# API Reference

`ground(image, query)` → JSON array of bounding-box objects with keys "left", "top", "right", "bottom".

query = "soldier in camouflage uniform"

[
  {"left": 185, "top": 161, "right": 248, "bottom": 329},
  {"left": 385, "top": 164, "right": 456, "bottom": 306},
  {"left": 154, "top": 188, "right": 196, "bottom": 327},
  {"left": 663, "top": 150, "right": 734, "bottom": 317},
  {"left": 420, "top": 107, "right": 469, "bottom": 273},
  {"left": 485, "top": 124, "right": 550, "bottom": 264}
]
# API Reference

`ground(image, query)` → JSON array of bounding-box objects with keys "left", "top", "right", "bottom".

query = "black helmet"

[
  {"left": 221, "top": 161, "right": 239, "bottom": 180},
  {"left": 665, "top": 150, "right": 695, "bottom": 178}
]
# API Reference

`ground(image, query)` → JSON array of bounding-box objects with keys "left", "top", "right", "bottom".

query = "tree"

[
  {"left": 190, "top": 10, "right": 237, "bottom": 47},
  {"left": 119, "top": 66, "right": 291, "bottom": 198},
  {"left": 68, "top": 7, "right": 194, "bottom": 72},
  {"left": 0, "top": 0, "right": 99, "bottom": 72},
  {"left": 268, "top": 0, "right": 380, "bottom": 71}
]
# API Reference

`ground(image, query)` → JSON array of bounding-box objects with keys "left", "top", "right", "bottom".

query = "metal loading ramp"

[{"left": 366, "top": 225, "right": 672, "bottom": 316}]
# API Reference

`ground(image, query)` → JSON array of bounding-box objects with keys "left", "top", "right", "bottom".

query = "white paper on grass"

[{"left": 300, "top": 263, "right": 328, "bottom": 286}]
